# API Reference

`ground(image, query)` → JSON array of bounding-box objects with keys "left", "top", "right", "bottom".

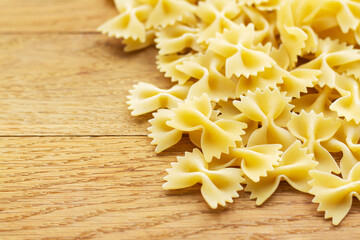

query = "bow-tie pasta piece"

[
  {"left": 323, "top": 119, "right": 360, "bottom": 178},
  {"left": 279, "top": 68, "right": 320, "bottom": 98},
  {"left": 330, "top": 74, "right": 360, "bottom": 124},
  {"left": 228, "top": 144, "right": 282, "bottom": 182},
  {"left": 236, "top": 66, "right": 286, "bottom": 97},
  {"left": 245, "top": 141, "right": 317, "bottom": 205},
  {"left": 309, "top": 162, "right": 360, "bottom": 225},
  {"left": 217, "top": 100, "right": 258, "bottom": 145},
  {"left": 156, "top": 53, "right": 194, "bottom": 84},
  {"left": 148, "top": 109, "right": 183, "bottom": 153},
  {"left": 343, "top": 121, "right": 360, "bottom": 153},
  {"left": 287, "top": 110, "right": 341, "bottom": 173},
  {"left": 208, "top": 24, "right": 276, "bottom": 78},
  {"left": 277, "top": 0, "right": 360, "bottom": 67},
  {"left": 155, "top": 24, "right": 202, "bottom": 55},
  {"left": 163, "top": 148, "right": 245, "bottom": 208},
  {"left": 167, "top": 94, "right": 247, "bottom": 161},
  {"left": 234, "top": 6, "right": 278, "bottom": 46},
  {"left": 98, "top": 0, "right": 195, "bottom": 43},
  {"left": 276, "top": 0, "right": 311, "bottom": 66},
  {"left": 196, "top": 0, "right": 242, "bottom": 43},
  {"left": 299, "top": 38, "right": 360, "bottom": 88},
  {"left": 122, "top": 30, "right": 156, "bottom": 52},
  {"left": 127, "top": 82, "right": 191, "bottom": 116},
  {"left": 98, "top": 1, "right": 151, "bottom": 42},
  {"left": 291, "top": 86, "right": 340, "bottom": 118},
  {"left": 176, "top": 51, "right": 237, "bottom": 101},
  {"left": 269, "top": 44, "right": 291, "bottom": 70},
  {"left": 234, "top": 88, "right": 295, "bottom": 150},
  {"left": 324, "top": 139, "right": 360, "bottom": 180},
  {"left": 145, "top": 0, "right": 196, "bottom": 29}
]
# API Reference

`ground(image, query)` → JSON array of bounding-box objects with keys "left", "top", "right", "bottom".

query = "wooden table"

[{"left": 1, "top": 1, "right": 359, "bottom": 239}]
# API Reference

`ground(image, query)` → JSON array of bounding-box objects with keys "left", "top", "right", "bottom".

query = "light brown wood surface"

[{"left": 1, "top": 1, "right": 359, "bottom": 239}]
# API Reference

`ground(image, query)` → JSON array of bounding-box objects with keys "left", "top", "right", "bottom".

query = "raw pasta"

[{"left": 100, "top": 0, "right": 360, "bottom": 225}]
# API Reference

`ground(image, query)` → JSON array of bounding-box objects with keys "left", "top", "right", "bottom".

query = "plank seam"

[{"left": 0, "top": 134, "right": 148, "bottom": 137}]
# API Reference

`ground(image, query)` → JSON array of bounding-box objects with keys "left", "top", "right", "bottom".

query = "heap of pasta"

[{"left": 99, "top": 0, "right": 360, "bottom": 225}]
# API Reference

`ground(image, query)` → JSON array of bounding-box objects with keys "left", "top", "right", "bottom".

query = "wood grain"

[
  {"left": 0, "top": 34, "right": 172, "bottom": 136},
  {"left": 1, "top": 0, "right": 360, "bottom": 239},
  {"left": 0, "top": 0, "right": 117, "bottom": 33},
  {"left": 1, "top": 137, "right": 360, "bottom": 240}
]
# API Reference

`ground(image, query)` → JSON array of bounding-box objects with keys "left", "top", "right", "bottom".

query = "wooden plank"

[
  {"left": 0, "top": 34, "right": 171, "bottom": 136},
  {"left": 0, "top": 136, "right": 359, "bottom": 239},
  {"left": 0, "top": 0, "right": 118, "bottom": 32}
]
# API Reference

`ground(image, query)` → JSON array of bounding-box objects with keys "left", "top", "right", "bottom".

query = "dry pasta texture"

[{"left": 100, "top": 0, "right": 360, "bottom": 225}]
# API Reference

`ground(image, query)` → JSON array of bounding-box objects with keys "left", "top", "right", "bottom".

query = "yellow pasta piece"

[
  {"left": 156, "top": 53, "right": 194, "bottom": 84},
  {"left": 234, "top": 88, "right": 296, "bottom": 150},
  {"left": 144, "top": 0, "right": 195, "bottom": 29},
  {"left": 98, "top": 2, "right": 151, "bottom": 42},
  {"left": 330, "top": 74, "right": 360, "bottom": 124},
  {"left": 122, "top": 30, "right": 156, "bottom": 52},
  {"left": 309, "top": 162, "right": 360, "bottom": 225},
  {"left": 163, "top": 148, "right": 245, "bottom": 208},
  {"left": 277, "top": 0, "right": 360, "bottom": 67},
  {"left": 299, "top": 38, "right": 360, "bottom": 88},
  {"left": 245, "top": 141, "right": 317, "bottom": 205},
  {"left": 167, "top": 94, "right": 247, "bottom": 161},
  {"left": 228, "top": 144, "right": 282, "bottom": 182},
  {"left": 234, "top": 6, "right": 278, "bottom": 46},
  {"left": 127, "top": 81, "right": 191, "bottom": 116},
  {"left": 196, "top": 0, "right": 242, "bottom": 43},
  {"left": 276, "top": 0, "right": 309, "bottom": 66},
  {"left": 279, "top": 68, "right": 320, "bottom": 98},
  {"left": 148, "top": 109, "right": 183, "bottom": 153},
  {"left": 177, "top": 51, "right": 237, "bottom": 101},
  {"left": 235, "top": 65, "right": 286, "bottom": 97},
  {"left": 208, "top": 24, "right": 275, "bottom": 78},
  {"left": 323, "top": 120, "right": 360, "bottom": 178},
  {"left": 291, "top": 86, "right": 339, "bottom": 118},
  {"left": 287, "top": 110, "right": 341, "bottom": 173},
  {"left": 217, "top": 100, "right": 258, "bottom": 145},
  {"left": 155, "top": 24, "right": 201, "bottom": 55}
]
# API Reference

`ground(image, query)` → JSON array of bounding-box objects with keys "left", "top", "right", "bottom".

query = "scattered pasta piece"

[
  {"left": 166, "top": 94, "right": 247, "bottom": 161},
  {"left": 126, "top": 81, "right": 191, "bottom": 116},
  {"left": 309, "top": 162, "right": 360, "bottom": 225},
  {"left": 234, "top": 88, "right": 295, "bottom": 150},
  {"left": 148, "top": 109, "right": 183, "bottom": 153},
  {"left": 245, "top": 141, "right": 317, "bottom": 205},
  {"left": 100, "top": 0, "right": 360, "bottom": 225},
  {"left": 208, "top": 24, "right": 275, "bottom": 78},
  {"left": 163, "top": 148, "right": 245, "bottom": 208},
  {"left": 287, "top": 110, "right": 341, "bottom": 173},
  {"left": 228, "top": 144, "right": 282, "bottom": 182}
]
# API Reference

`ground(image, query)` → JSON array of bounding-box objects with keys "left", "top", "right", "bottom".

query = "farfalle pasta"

[
  {"left": 126, "top": 81, "right": 191, "bottom": 116},
  {"left": 166, "top": 94, "right": 247, "bottom": 161},
  {"left": 245, "top": 141, "right": 317, "bottom": 205},
  {"left": 147, "top": 109, "right": 183, "bottom": 153},
  {"left": 227, "top": 144, "right": 282, "bottom": 182},
  {"left": 101, "top": 0, "right": 360, "bottom": 225},
  {"left": 196, "top": 0, "right": 241, "bottom": 43},
  {"left": 208, "top": 24, "right": 275, "bottom": 78},
  {"left": 234, "top": 88, "right": 295, "bottom": 149},
  {"left": 309, "top": 163, "right": 360, "bottom": 225},
  {"left": 177, "top": 51, "right": 238, "bottom": 101},
  {"left": 287, "top": 110, "right": 341, "bottom": 173},
  {"left": 163, "top": 148, "right": 244, "bottom": 208}
]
